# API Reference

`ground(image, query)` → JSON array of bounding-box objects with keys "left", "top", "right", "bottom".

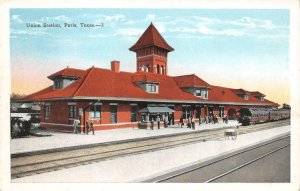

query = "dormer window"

[
  {"left": 260, "top": 97, "right": 264, "bottom": 101},
  {"left": 52, "top": 77, "right": 79, "bottom": 90},
  {"left": 146, "top": 83, "right": 159, "bottom": 93},
  {"left": 202, "top": 90, "right": 208, "bottom": 99},
  {"left": 54, "top": 80, "right": 63, "bottom": 89},
  {"left": 194, "top": 89, "right": 208, "bottom": 99},
  {"left": 244, "top": 95, "right": 249, "bottom": 100},
  {"left": 195, "top": 90, "right": 201, "bottom": 97}
]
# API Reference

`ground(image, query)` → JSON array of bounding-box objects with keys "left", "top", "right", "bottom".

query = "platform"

[{"left": 11, "top": 120, "right": 239, "bottom": 155}]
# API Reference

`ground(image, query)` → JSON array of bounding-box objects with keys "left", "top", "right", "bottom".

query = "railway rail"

[
  {"left": 11, "top": 119, "right": 290, "bottom": 179},
  {"left": 149, "top": 134, "right": 290, "bottom": 183}
]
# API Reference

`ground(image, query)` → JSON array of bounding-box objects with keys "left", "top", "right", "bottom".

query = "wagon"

[{"left": 224, "top": 129, "right": 237, "bottom": 140}]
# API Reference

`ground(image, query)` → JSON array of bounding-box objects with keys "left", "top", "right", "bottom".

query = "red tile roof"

[
  {"left": 174, "top": 74, "right": 210, "bottom": 89},
  {"left": 132, "top": 72, "right": 159, "bottom": 83},
  {"left": 129, "top": 23, "right": 174, "bottom": 52},
  {"left": 207, "top": 86, "right": 274, "bottom": 105},
  {"left": 23, "top": 66, "right": 276, "bottom": 106},
  {"left": 47, "top": 67, "right": 85, "bottom": 79},
  {"left": 250, "top": 91, "right": 266, "bottom": 97},
  {"left": 232, "top": 88, "right": 249, "bottom": 95}
]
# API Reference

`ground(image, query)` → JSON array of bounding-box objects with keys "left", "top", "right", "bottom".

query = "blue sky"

[{"left": 10, "top": 9, "right": 290, "bottom": 104}]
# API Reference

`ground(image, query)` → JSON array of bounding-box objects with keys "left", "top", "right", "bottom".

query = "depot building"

[{"left": 22, "top": 23, "right": 277, "bottom": 131}]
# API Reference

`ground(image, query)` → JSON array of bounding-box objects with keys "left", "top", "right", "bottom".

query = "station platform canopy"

[{"left": 139, "top": 106, "right": 174, "bottom": 114}]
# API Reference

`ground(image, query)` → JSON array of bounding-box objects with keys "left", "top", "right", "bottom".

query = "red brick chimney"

[{"left": 111, "top": 60, "right": 120, "bottom": 73}]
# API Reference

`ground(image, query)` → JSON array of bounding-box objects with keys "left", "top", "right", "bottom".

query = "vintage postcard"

[{"left": 0, "top": 0, "right": 299, "bottom": 191}]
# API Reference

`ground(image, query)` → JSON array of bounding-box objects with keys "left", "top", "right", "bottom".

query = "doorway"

[{"left": 110, "top": 105, "right": 117, "bottom": 124}]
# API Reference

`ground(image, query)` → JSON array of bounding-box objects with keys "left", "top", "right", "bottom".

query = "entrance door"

[
  {"left": 110, "top": 105, "right": 117, "bottom": 124},
  {"left": 168, "top": 106, "right": 175, "bottom": 125},
  {"left": 208, "top": 106, "right": 214, "bottom": 116}
]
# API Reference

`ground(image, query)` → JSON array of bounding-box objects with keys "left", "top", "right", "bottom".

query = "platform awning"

[{"left": 139, "top": 106, "right": 175, "bottom": 113}]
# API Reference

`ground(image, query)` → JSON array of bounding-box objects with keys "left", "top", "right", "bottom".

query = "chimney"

[{"left": 111, "top": 60, "right": 120, "bottom": 73}]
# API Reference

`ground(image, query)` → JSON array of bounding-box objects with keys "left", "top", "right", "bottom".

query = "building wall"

[{"left": 39, "top": 100, "right": 273, "bottom": 132}]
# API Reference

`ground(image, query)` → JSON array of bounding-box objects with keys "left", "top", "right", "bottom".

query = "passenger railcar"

[{"left": 238, "top": 108, "right": 290, "bottom": 126}]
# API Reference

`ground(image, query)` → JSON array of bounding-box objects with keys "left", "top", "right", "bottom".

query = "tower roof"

[{"left": 129, "top": 23, "right": 174, "bottom": 52}]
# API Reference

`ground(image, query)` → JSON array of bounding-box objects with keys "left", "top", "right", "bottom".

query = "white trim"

[
  {"left": 90, "top": 102, "right": 102, "bottom": 105},
  {"left": 93, "top": 122, "right": 138, "bottom": 127},
  {"left": 41, "top": 122, "right": 73, "bottom": 127},
  {"left": 109, "top": 103, "right": 118, "bottom": 105},
  {"left": 45, "top": 102, "right": 51, "bottom": 106},
  {"left": 24, "top": 96, "right": 275, "bottom": 107},
  {"left": 68, "top": 102, "right": 77, "bottom": 105},
  {"left": 130, "top": 103, "right": 137, "bottom": 106}
]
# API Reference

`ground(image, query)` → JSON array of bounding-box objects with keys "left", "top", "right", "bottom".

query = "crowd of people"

[
  {"left": 11, "top": 117, "right": 31, "bottom": 138},
  {"left": 149, "top": 114, "right": 173, "bottom": 130},
  {"left": 72, "top": 113, "right": 231, "bottom": 133}
]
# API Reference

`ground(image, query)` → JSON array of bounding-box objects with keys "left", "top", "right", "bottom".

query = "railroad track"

[
  {"left": 11, "top": 119, "right": 290, "bottom": 179},
  {"left": 149, "top": 134, "right": 290, "bottom": 183}
]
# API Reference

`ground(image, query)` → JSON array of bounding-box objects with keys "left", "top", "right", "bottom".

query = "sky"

[{"left": 10, "top": 9, "right": 290, "bottom": 104}]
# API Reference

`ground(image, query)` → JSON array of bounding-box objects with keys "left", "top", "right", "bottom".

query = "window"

[
  {"left": 69, "top": 105, "right": 76, "bottom": 118},
  {"left": 260, "top": 97, "right": 264, "bottom": 101},
  {"left": 244, "top": 95, "right": 249, "bottom": 100},
  {"left": 89, "top": 105, "right": 101, "bottom": 119},
  {"left": 202, "top": 90, "right": 208, "bottom": 99},
  {"left": 146, "top": 83, "right": 159, "bottom": 93},
  {"left": 45, "top": 105, "right": 50, "bottom": 118},
  {"left": 195, "top": 90, "right": 201, "bottom": 97},
  {"left": 54, "top": 80, "right": 63, "bottom": 89},
  {"left": 182, "top": 105, "right": 191, "bottom": 120},
  {"left": 131, "top": 105, "right": 137, "bottom": 122},
  {"left": 219, "top": 107, "right": 224, "bottom": 117}
]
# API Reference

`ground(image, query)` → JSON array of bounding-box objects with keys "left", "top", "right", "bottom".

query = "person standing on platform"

[
  {"left": 188, "top": 115, "right": 191, "bottom": 128},
  {"left": 150, "top": 118, "right": 154, "bottom": 130},
  {"left": 225, "top": 115, "right": 229, "bottom": 124},
  {"left": 85, "top": 120, "right": 90, "bottom": 135},
  {"left": 164, "top": 114, "right": 168, "bottom": 128},
  {"left": 156, "top": 115, "right": 160, "bottom": 129},
  {"left": 73, "top": 117, "right": 80, "bottom": 134},
  {"left": 180, "top": 115, "right": 184, "bottom": 128},
  {"left": 89, "top": 120, "right": 95, "bottom": 135},
  {"left": 191, "top": 116, "right": 195, "bottom": 130}
]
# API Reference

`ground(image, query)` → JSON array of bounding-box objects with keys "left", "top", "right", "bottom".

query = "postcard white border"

[{"left": 0, "top": 0, "right": 299, "bottom": 191}]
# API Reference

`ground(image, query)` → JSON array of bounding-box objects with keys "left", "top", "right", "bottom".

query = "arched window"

[
  {"left": 156, "top": 65, "right": 160, "bottom": 74},
  {"left": 161, "top": 66, "right": 165, "bottom": 75}
]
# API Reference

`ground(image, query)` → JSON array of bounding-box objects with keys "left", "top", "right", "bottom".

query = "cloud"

[
  {"left": 197, "top": 25, "right": 245, "bottom": 37},
  {"left": 10, "top": 29, "right": 47, "bottom": 36},
  {"left": 145, "top": 14, "right": 156, "bottom": 21},
  {"left": 95, "top": 14, "right": 125, "bottom": 22},
  {"left": 114, "top": 28, "right": 144, "bottom": 37},
  {"left": 11, "top": 15, "right": 23, "bottom": 23},
  {"left": 40, "top": 15, "right": 71, "bottom": 22},
  {"left": 161, "top": 16, "right": 288, "bottom": 39}
]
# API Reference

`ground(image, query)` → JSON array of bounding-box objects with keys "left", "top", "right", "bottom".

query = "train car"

[{"left": 238, "top": 108, "right": 290, "bottom": 126}]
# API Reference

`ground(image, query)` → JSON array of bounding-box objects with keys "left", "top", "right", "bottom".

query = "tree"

[
  {"left": 10, "top": 93, "right": 25, "bottom": 103},
  {"left": 281, "top": 103, "right": 291, "bottom": 109}
]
